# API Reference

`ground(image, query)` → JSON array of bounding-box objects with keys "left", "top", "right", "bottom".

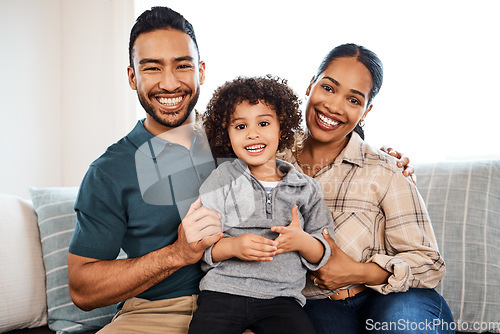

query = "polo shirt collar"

[{"left": 129, "top": 119, "right": 206, "bottom": 159}]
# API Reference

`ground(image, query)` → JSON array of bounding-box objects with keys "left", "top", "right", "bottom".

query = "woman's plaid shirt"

[{"left": 280, "top": 133, "right": 445, "bottom": 299}]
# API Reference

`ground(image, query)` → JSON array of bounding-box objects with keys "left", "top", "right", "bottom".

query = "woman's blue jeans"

[{"left": 303, "top": 288, "right": 455, "bottom": 334}]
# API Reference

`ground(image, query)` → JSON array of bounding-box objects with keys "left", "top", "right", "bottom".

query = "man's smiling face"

[{"left": 128, "top": 28, "right": 205, "bottom": 133}]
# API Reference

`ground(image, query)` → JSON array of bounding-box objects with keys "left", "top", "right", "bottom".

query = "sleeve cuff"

[
  {"left": 301, "top": 234, "right": 331, "bottom": 271},
  {"left": 366, "top": 253, "right": 411, "bottom": 294},
  {"left": 201, "top": 244, "right": 222, "bottom": 270}
]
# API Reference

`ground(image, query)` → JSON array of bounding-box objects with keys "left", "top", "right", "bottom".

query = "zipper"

[
  {"left": 251, "top": 176, "right": 281, "bottom": 220},
  {"left": 265, "top": 191, "right": 272, "bottom": 219}
]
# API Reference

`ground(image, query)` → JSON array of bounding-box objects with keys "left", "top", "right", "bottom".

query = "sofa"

[{"left": 1, "top": 159, "right": 499, "bottom": 334}]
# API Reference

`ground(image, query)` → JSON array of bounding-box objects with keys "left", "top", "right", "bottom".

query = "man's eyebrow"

[
  {"left": 138, "top": 56, "right": 194, "bottom": 65},
  {"left": 138, "top": 58, "right": 163, "bottom": 65},
  {"left": 323, "top": 76, "right": 366, "bottom": 99},
  {"left": 174, "top": 56, "right": 194, "bottom": 62}
]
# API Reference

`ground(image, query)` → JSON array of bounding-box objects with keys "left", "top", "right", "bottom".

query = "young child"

[{"left": 188, "top": 76, "right": 333, "bottom": 334}]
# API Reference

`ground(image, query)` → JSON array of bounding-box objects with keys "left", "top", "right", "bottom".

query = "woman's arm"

[
  {"left": 365, "top": 172, "right": 444, "bottom": 293},
  {"left": 310, "top": 174, "right": 442, "bottom": 293}
]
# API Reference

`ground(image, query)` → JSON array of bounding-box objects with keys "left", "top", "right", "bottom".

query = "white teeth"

[
  {"left": 246, "top": 144, "right": 265, "bottom": 152},
  {"left": 157, "top": 96, "right": 183, "bottom": 106},
  {"left": 317, "top": 112, "right": 340, "bottom": 127}
]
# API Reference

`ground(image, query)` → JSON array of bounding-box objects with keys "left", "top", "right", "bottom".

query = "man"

[{"left": 68, "top": 7, "right": 222, "bottom": 333}]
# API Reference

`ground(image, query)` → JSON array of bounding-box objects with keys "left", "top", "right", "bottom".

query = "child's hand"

[
  {"left": 272, "top": 206, "right": 308, "bottom": 255},
  {"left": 232, "top": 234, "right": 278, "bottom": 261}
]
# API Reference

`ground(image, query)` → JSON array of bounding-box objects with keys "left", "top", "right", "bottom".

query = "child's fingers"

[
  {"left": 271, "top": 226, "right": 287, "bottom": 234},
  {"left": 245, "top": 248, "right": 275, "bottom": 261}
]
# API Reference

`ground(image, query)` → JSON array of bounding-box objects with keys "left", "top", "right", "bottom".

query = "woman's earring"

[{"left": 358, "top": 119, "right": 365, "bottom": 128}]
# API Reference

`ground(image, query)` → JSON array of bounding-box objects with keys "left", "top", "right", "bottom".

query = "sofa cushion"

[
  {"left": 416, "top": 159, "right": 500, "bottom": 333},
  {"left": 29, "top": 187, "right": 117, "bottom": 334},
  {"left": 0, "top": 194, "right": 48, "bottom": 332}
]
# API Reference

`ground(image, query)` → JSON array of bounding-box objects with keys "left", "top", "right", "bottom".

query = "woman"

[{"left": 279, "top": 44, "right": 454, "bottom": 333}]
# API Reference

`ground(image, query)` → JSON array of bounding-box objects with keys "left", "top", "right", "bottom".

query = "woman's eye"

[
  {"left": 349, "top": 98, "right": 361, "bottom": 105},
  {"left": 259, "top": 121, "right": 269, "bottom": 127},
  {"left": 235, "top": 124, "right": 246, "bottom": 130}
]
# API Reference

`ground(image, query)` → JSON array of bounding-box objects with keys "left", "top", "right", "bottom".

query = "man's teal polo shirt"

[{"left": 69, "top": 120, "right": 216, "bottom": 305}]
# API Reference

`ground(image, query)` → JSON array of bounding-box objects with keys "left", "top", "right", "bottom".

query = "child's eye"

[
  {"left": 259, "top": 121, "right": 269, "bottom": 127},
  {"left": 235, "top": 124, "right": 246, "bottom": 130}
]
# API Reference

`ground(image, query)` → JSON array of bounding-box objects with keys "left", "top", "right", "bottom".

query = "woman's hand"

[
  {"left": 310, "top": 229, "right": 391, "bottom": 289},
  {"left": 310, "top": 229, "right": 363, "bottom": 290},
  {"left": 380, "top": 146, "right": 416, "bottom": 184}
]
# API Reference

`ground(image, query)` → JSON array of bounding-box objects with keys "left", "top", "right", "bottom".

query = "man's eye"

[
  {"left": 259, "top": 121, "right": 269, "bottom": 127},
  {"left": 235, "top": 124, "right": 246, "bottom": 130},
  {"left": 145, "top": 67, "right": 159, "bottom": 71},
  {"left": 178, "top": 64, "right": 193, "bottom": 69},
  {"left": 322, "top": 85, "right": 333, "bottom": 92}
]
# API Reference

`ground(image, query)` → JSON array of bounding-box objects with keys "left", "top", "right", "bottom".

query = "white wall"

[
  {"left": 136, "top": 0, "right": 500, "bottom": 163},
  {"left": 0, "top": 0, "right": 136, "bottom": 198},
  {"left": 2, "top": 0, "right": 499, "bottom": 198}
]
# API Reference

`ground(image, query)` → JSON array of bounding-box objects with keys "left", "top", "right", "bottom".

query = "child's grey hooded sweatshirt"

[{"left": 199, "top": 158, "right": 333, "bottom": 306}]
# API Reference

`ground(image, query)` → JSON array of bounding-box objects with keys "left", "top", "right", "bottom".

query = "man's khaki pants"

[{"left": 97, "top": 295, "right": 198, "bottom": 334}]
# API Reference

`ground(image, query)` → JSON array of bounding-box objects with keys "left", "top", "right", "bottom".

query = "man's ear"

[
  {"left": 127, "top": 66, "right": 137, "bottom": 90},
  {"left": 199, "top": 61, "right": 206, "bottom": 85}
]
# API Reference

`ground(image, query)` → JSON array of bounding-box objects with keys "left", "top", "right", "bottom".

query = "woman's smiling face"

[{"left": 305, "top": 57, "right": 373, "bottom": 146}]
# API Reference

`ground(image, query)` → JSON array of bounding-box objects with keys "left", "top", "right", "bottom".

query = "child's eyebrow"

[
  {"left": 229, "top": 113, "right": 275, "bottom": 124},
  {"left": 229, "top": 117, "right": 244, "bottom": 124},
  {"left": 257, "top": 113, "right": 275, "bottom": 118}
]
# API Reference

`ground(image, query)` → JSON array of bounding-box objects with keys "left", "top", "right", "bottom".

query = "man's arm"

[{"left": 68, "top": 199, "right": 222, "bottom": 311}]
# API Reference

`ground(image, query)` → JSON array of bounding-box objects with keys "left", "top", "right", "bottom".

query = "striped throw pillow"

[{"left": 29, "top": 187, "right": 117, "bottom": 333}]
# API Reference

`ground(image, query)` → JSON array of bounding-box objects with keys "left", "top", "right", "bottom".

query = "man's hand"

[
  {"left": 182, "top": 197, "right": 222, "bottom": 243},
  {"left": 380, "top": 145, "right": 416, "bottom": 184},
  {"left": 175, "top": 198, "right": 223, "bottom": 265}
]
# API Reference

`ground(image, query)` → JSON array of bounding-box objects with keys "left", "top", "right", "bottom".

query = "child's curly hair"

[{"left": 203, "top": 75, "right": 302, "bottom": 158}]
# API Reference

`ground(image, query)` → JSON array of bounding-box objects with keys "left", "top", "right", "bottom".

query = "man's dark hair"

[{"left": 128, "top": 6, "right": 200, "bottom": 68}]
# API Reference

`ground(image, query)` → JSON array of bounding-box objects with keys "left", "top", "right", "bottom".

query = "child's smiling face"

[{"left": 228, "top": 101, "right": 281, "bottom": 180}]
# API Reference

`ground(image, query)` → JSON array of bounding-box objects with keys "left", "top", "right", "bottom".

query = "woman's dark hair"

[
  {"left": 129, "top": 6, "right": 199, "bottom": 68},
  {"left": 314, "top": 43, "right": 384, "bottom": 140},
  {"left": 204, "top": 75, "right": 302, "bottom": 158}
]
